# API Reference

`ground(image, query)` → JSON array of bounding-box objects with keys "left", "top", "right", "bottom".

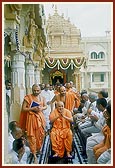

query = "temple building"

[
  {"left": 43, "top": 6, "right": 85, "bottom": 91},
  {"left": 43, "top": 6, "right": 111, "bottom": 94}
]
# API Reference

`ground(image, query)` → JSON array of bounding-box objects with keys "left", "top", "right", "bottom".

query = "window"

[
  {"left": 92, "top": 73, "right": 105, "bottom": 82},
  {"left": 91, "top": 52, "right": 97, "bottom": 59},
  {"left": 90, "top": 51, "right": 105, "bottom": 59},
  {"left": 100, "top": 73, "right": 104, "bottom": 82},
  {"left": 98, "top": 52, "right": 105, "bottom": 59}
]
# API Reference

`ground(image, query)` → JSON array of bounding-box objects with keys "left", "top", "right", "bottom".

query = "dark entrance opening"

[{"left": 52, "top": 76, "right": 64, "bottom": 86}]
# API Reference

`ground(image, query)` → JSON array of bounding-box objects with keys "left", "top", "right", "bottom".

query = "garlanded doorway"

[{"left": 49, "top": 69, "right": 66, "bottom": 85}]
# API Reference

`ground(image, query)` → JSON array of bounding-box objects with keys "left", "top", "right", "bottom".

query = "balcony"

[{"left": 89, "top": 82, "right": 108, "bottom": 89}]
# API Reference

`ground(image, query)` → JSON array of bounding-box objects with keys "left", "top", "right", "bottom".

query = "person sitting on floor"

[
  {"left": 9, "top": 138, "right": 27, "bottom": 164},
  {"left": 93, "top": 104, "right": 111, "bottom": 163},
  {"left": 49, "top": 101, "right": 73, "bottom": 158},
  {"left": 8, "top": 123, "right": 30, "bottom": 159}
]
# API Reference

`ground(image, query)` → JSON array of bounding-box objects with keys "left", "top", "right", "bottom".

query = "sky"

[{"left": 44, "top": 2, "right": 112, "bottom": 37}]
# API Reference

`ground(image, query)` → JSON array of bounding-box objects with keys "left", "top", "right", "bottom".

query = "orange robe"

[
  {"left": 56, "top": 92, "right": 77, "bottom": 112},
  {"left": 93, "top": 125, "right": 111, "bottom": 160},
  {"left": 49, "top": 108, "right": 73, "bottom": 158},
  {"left": 67, "top": 88, "right": 80, "bottom": 108},
  {"left": 19, "top": 94, "right": 46, "bottom": 154},
  {"left": 54, "top": 90, "right": 60, "bottom": 95}
]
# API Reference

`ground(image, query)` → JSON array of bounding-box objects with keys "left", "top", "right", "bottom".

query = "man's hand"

[
  {"left": 31, "top": 106, "right": 40, "bottom": 113},
  {"left": 89, "top": 114, "right": 99, "bottom": 121},
  {"left": 18, "top": 148, "right": 25, "bottom": 161},
  {"left": 87, "top": 108, "right": 92, "bottom": 114}
]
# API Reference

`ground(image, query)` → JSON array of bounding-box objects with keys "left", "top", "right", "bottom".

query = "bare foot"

[
  {"left": 33, "top": 154, "right": 38, "bottom": 164},
  {"left": 67, "top": 152, "right": 72, "bottom": 158},
  {"left": 33, "top": 157, "right": 38, "bottom": 164},
  {"left": 53, "top": 153, "right": 58, "bottom": 157}
]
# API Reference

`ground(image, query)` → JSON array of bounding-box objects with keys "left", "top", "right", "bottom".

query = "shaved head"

[
  {"left": 32, "top": 84, "right": 41, "bottom": 96},
  {"left": 56, "top": 101, "right": 64, "bottom": 107}
]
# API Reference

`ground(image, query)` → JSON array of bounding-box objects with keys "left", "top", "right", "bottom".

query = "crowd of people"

[{"left": 6, "top": 81, "right": 111, "bottom": 164}]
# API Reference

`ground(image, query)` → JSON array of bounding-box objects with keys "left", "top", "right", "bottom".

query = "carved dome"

[{"left": 47, "top": 6, "right": 81, "bottom": 36}]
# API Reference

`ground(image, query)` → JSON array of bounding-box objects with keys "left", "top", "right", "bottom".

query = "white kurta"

[{"left": 41, "top": 90, "right": 53, "bottom": 130}]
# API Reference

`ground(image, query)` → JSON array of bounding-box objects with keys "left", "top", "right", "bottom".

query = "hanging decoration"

[
  {"left": 59, "top": 58, "right": 70, "bottom": 68},
  {"left": 73, "top": 57, "right": 85, "bottom": 68},
  {"left": 45, "top": 58, "right": 57, "bottom": 68},
  {"left": 45, "top": 57, "right": 85, "bottom": 70},
  {"left": 4, "top": 55, "right": 11, "bottom": 67}
]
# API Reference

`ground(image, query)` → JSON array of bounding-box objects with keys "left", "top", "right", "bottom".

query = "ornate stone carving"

[
  {"left": 4, "top": 4, "right": 22, "bottom": 22},
  {"left": 23, "top": 11, "right": 38, "bottom": 48},
  {"left": 33, "top": 48, "right": 42, "bottom": 61},
  {"left": 33, "top": 33, "right": 44, "bottom": 62},
  {"left": 10, "top": 4, "right": 22, "bottom": 15}
]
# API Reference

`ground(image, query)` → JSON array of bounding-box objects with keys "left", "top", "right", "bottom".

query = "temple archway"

[{"left": 49, "top": 69, "right": 66, "bottom": 85}]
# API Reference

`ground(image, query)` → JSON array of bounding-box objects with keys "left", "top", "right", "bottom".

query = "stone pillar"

[
  {"left": 34, "top": 63, "right": 41, "bottom": 84},
  {"left": 77, "top": 73, "right": 81, "bottom": 92},
  {"left": 84, "top": 70, "right": 88, "bottom": 91},
  {"left": 3, "top": 82, "right": 8, "bottom": 164},
  {"left": 105, "top": 72, "right": 108, "bottom": 83},
  {"left": 10, "top": 51, "right": 25, "bottom": 122},
  {"left": 25, "top": 60, "right": 35, "bottom": 94},
  {"left": 108, "top": 72, "right": 111, "bottom": 97},
  {"left": 74, "top": 69, "right": 81, "bottom": 92},
  {"left": 81, "top": 72, "right": 84, "bottom": 89},
  {"left": 90, "top": 72, "right": 93, "bottom": 88},
  {"left": 90, "top": 72, "right": 93, "bottom": 82},
  {"left": 106, "top": 72, "right": 111, "bottom": 97}
]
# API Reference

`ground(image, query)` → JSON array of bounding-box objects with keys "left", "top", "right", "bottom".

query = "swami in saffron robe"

[
  {"left": 19, "top": 94, "right": 46, "bottom": 154},
  {"left": 49, "top": 108, "right": 73, "bottom": 158}
]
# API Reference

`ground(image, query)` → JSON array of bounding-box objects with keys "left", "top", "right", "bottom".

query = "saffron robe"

[
  {"left": 55, "top": 92, "right": 77, "bottom": 112},
  {"left": 93, "top": 125, "right": 111, "bottom": 160},
  {"left": 49, "top": 108, "right": 73, "bottom": 158},
  {"left": 67, "top": 88, "right": 80, "bottom": 108},
  {"left": 19, "top": 94, "right": 46, "bottom": 154}
]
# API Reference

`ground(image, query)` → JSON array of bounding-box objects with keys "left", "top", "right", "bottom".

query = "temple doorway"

[
  {"left": 52, "top": 76, "right": 63, "bottom": 85},
  {"left": 50, "top": 70, "right": 66, "bottom": 85}
]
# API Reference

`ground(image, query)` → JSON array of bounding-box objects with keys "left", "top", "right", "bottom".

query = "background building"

[
  {"left": 44, "top": 6, "right": 111, "bottom": 95},
  {"left": 80, "top": 35, "right": 111, "bottom": 95}
]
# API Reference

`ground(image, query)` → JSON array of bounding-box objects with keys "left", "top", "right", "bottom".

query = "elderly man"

[
  {"left": 48, "top": 86, "right": 78, "bottom": 114},
  {"left": 41, "top": 84, "right": 52, "bottom": 131},
  {"left": 19, "top": 84, "right": 47, "bottom": 163},
  {"left": 93, "top": 104, "right": 111, "bottom": 162},
  {"left": 49, "top": 101, "right": 73, "bottom": 158},
  {"left": 86, "top": 98, "right": 108, "bottom": 164}
]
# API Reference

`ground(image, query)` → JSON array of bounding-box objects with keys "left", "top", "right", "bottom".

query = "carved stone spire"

[{"left": 54, "top": 5, "right": 58, "bottom": 14}]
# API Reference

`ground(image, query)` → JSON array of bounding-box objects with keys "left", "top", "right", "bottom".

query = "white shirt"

[
  {"left": 41, "top": 90, "right": 52, "bottom": 103},
  {"left": 95, "top": 111, "right": 106, "bottom": 129},
  {"left": 8, "top": 132, "right": 30, "bottom": 158},
  {"left": 9, "top": 150, "right": 27, "bottom": 164},
  {"left": 8, "top": 132, "right": 15, "bottom": 153}
]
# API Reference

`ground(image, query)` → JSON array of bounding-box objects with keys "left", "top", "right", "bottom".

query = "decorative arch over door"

[{"left": 49, "top": 68, "right": 66, "bottom": 85}]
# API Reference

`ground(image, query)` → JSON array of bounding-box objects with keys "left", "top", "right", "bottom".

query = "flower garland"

[
  {"left": 59, "top": 58, "right": 70, "bottom": 68},
  {"left": 45, "top": 57, "right": 85, "bottom": 69},
  {"left": 45, "top": 58, "right": 57, "bottom": 68},
  {"left": 73, "top": 57, "right": 85, "bottom": 67}
]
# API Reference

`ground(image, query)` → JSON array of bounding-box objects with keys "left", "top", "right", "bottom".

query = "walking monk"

[
  {"left": 19, "top": 84, "right": 47, "bottom": 163},
  {"left": 48, "top": 86, "right": 79, "bottom": 114},
  {"left": 49, "top": 101, "right": 73, "bottom": 158}
]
